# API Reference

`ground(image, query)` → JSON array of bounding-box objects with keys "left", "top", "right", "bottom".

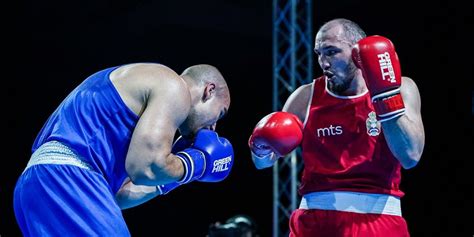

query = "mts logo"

[{"left": 317, "top": 125, "right": 343, "bottom": 137}]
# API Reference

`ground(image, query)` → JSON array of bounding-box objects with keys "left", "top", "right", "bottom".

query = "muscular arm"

[
  {"left": 381, "top": 77, "right": 425, "bottom": 169},
  {"left": 124, "top": 65, "right": 191, "bottom": 186},
  {"left": 109, "top": 64, "right": 193, "bottom": 208},
  {"left": 115, "top": 178, "right": 160, "bottom": 209},
  {"left": 250, "top": 83, "right": 312, "bottom": 169}
]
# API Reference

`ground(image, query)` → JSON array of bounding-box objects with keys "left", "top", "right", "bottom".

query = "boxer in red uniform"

[{"left": 248, "top": 18, "right": 425, "bottom": 236}]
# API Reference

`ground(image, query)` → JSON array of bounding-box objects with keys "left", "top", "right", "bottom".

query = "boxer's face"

[
  {"left": 179, "top": 85, "right": 230, "bottom": 138},
  {"left": 314, "top": 25, "right": 358, "bottom": 93}
]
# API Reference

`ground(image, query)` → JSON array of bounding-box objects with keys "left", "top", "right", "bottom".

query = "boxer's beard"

[
  {"left": 329, "top": 78, "right": 351, "bottom": 93},
  {"left": 328, "top": 62, "right": 358, "bottom": 94}
]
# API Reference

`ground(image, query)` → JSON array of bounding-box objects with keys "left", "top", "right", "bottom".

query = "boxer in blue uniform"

[{"left": 14, "top": 63, "right": 233, "bottom": 236}]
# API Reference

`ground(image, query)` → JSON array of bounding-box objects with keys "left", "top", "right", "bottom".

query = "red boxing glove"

[
  {"left": 352, "top": 35, "right": 406, "bottom": 122},
  {"left": 249, "top": 111, "right": 303, "bottom": 157}
]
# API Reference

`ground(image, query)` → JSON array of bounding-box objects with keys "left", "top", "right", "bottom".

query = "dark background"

[{"left": 2, "top": 0, "right": 472, "bottom": 236}]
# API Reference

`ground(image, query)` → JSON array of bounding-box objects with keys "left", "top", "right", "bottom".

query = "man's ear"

[{"left": 202, "top": 83, "right": 216, "bottom": 102}]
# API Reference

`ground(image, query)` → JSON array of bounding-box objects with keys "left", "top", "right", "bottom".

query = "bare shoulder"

[
  {"left": 110, "top": 63, "right": 189, "bottom": 115},
  {"left": 283, "top": 82, "right": 313, "bottom": 122},
  {"left": 293, "top": 83, "right": 313, "bottom": 105},
  {"left": 401, "top": 76, "right": 422, "bottom": 102},
  {"left": 296, "top": 83, "right": 313, "bottom": 94},
  {"left": 400, "top": 76, "right": 422, "bottom": 111},
  {"left": 112, "top": 63, "right": 185, "bottom": 88},
  {"left": 401, "top": 76, "right": 419, "bottom": 92}
]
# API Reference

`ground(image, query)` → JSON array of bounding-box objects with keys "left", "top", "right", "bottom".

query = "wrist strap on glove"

[
  {"left": 372, "top": 89, "right": 405, "bottom": 123},
  {"left": 175, "top": 148, "right": 206, "bottom": 184}
]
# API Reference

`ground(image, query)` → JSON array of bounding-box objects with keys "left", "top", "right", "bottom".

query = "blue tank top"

[{"left": 32, "top": 66, "right": 139, "bottom": 194}]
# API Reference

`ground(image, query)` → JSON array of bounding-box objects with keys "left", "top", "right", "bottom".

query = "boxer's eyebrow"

[
  {"left": 322, "top": 45, "right": 338, "bottom": 50},
  {"left": 315, "top": 45, "right": 338, "bottom": 54}
]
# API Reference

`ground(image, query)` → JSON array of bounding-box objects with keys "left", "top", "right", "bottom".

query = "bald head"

[
  {"left": 181, "top": 64, "right": 229, "bottom": 100},
  {"left": 317, "top": 18, "right": 366, "bottom": 46}
]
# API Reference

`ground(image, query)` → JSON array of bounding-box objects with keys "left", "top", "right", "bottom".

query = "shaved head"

[
  {"left": 179, "top": 64, "right": 230, "bottom": 136},
  {"left": 318, "top": 18, "right": 366, "bottom": 45},
  {"left": 181, "top": 64, "right": 229, "bottom": 100}
]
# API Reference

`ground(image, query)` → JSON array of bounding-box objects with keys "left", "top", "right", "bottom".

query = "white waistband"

[
  {"left": 299, "top": 191, "right": 402, "bottom": 216},
  {"left": 24, "top": 141, "right": 93, "bottom": 173}
]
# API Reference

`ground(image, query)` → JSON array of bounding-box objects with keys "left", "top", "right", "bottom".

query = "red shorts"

[{"left": 289, "top": 209, "right": 409, "bottom": 237}]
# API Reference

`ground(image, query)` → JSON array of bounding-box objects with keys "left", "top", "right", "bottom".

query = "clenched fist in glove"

[
  {"left": 175, "top": 129, "right": 234, "bottom": 184},
  {"left": 352, "top": 35, "right": 406, "bottom": 122},
  {"left": 249, "top": 111, "right": 303, "bottom": 158}
]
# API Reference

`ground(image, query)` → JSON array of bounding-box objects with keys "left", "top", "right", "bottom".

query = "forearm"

[
  {"left": 149, "top": 153, "right": 186, "bottom": 184},
  {"left": 382, "top": 115, "right": 425, "bottom": 169},
  {"left": 128, "top": 152, "right": 185, "bottom": 186},
  {"left": 115, "top": 178, "right": 161, "bottom": 209}
]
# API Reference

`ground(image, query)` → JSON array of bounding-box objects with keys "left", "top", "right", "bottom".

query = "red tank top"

[{"left": 299, "top": 77, "right": 404, "bottom": 197}]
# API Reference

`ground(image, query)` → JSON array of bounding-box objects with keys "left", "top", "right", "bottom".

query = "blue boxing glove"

[
  {"left": 171, "top": 135, "right": 193, "bottom": 154},
  {"left": 175, "top": 129, "right": 234, "bottom": 184}
]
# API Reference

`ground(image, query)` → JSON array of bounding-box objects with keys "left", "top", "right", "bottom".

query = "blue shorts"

[{"left": 14, "top": 142, "right": 130, "bottom": 236}]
